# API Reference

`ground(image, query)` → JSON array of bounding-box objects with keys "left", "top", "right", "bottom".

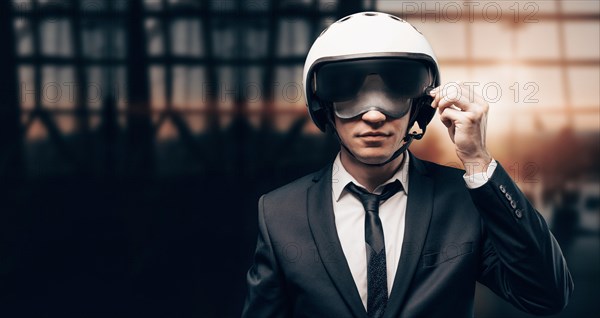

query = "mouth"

[
  {"left": 357, "top": 131, "right": 391, "bottom": 137},
  {"left": 356, "top": 131, "right": 392, "bottom": 142}
]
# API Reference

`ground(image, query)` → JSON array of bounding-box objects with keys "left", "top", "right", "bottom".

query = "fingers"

[
  {"left": 429, "top": 82, "right": 489, "bottom": 114},
  {"left": 438, "top": 106, "right": 462, "bottom": 127},
  {"left": 438, "top": 106, "right": 461, "bottom": 143},
  {"left": 428, "top": 82, "right": 492, "bottom": 162}
]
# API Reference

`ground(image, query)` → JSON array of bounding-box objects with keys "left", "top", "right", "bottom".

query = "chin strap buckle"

[{"left": 410, "top": 130, "right": 424, "bottom": 140}]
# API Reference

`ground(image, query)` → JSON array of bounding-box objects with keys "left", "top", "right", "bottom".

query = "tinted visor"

[{"left": 314, "top": 58, "right": 431, "bottom": 118}]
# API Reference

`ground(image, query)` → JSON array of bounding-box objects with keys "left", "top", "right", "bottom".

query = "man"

[{"left": 243, "top": 12, "right": 573, "bottom": 318}]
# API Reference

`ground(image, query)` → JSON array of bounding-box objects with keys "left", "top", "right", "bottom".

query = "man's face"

[{"left": 333, "top": 74, "right": 411, "bottom": 165}]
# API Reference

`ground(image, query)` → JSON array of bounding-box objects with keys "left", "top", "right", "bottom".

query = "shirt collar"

[{"left": 331, "top": 152, "right": 410, "bottom": 202}]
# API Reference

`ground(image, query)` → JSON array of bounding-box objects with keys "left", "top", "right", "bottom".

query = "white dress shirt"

[
  {"left": 331, "top": 153, "right": 409, "bottom": 309},
  {"left": 331, "top": 153, "right": 497, "bottom": 309}
]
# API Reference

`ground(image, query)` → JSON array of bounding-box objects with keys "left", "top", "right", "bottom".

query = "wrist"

[{"left": 461, "top": 153, "right": 492, "bottom": 176}]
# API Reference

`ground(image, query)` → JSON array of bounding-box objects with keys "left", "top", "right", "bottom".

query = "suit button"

[
  {"left": 499, "top": 185, "right": 506, "bottom": 193},
  {"left": 510, "top": 200, "right": 517, "bottom": 209},
  {"left": 515, "top": 209, "right": 523, "bottom": 218},
  {"left": 505, "top": 193, "right": 512, "bottom": 201}
]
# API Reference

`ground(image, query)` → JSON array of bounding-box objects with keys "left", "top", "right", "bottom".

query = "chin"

[{"left": 352, "top": 150, "right": 394, "bottom": 165}]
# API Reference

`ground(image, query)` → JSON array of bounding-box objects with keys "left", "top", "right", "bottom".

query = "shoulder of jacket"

[{"left": 261, "top": 167, "right": 325, "bottom": 203}]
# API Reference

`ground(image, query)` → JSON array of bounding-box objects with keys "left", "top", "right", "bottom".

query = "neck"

[{"left": 340, "top": 149, "right": 405, "bottom": 192}]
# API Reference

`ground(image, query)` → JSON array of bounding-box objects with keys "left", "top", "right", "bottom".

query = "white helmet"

[{"left": 303, "top": 11, "right": 440, "bottom": 133}]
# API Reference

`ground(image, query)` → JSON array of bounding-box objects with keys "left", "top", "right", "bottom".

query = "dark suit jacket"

[{"left": 242, "top": 154, "right": 573, "bottom": 317}]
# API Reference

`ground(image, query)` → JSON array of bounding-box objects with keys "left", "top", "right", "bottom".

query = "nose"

[
  {"left": 355, "top": 75, "right": 391, "bottom": 125},
  {"left": 361, "top": 109, "right": 386, "bottom": 125}
]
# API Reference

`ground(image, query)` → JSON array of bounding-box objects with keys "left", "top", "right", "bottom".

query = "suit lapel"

[
  {"left": 384, "top": 154, "right": 434, "bottom": 318},
  {"left": 307, "top": 165, "right": 367, "bottom": 318}
]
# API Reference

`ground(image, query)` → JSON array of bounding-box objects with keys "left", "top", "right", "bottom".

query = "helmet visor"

[{"left": 314, "top": 58, "right": 431, "bottom": 118}]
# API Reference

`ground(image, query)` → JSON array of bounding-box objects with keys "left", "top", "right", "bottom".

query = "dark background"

[{"left": 0, "top": 1, "right": 598, "bottom": 317}]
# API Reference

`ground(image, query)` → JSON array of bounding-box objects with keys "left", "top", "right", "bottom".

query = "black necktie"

[{"left": 346, "top": 180, "right": 403, "bottom": 318}]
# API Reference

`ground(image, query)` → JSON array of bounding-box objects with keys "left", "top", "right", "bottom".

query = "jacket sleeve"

[
  {"left": 242, "top": 195, "right": 291, "bottom": 318},
  {"left": 470, "top": 163, "right": 574, "bottom": 315}
]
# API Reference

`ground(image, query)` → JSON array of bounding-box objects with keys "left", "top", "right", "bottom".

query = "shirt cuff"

[{"left": 463, "top": 159, "right": 497, "bottom": 189}]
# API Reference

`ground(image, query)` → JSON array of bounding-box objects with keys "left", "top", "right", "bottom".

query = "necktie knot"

[{"left": 346, "top": 180, "right": 403, "bottom": 212}]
